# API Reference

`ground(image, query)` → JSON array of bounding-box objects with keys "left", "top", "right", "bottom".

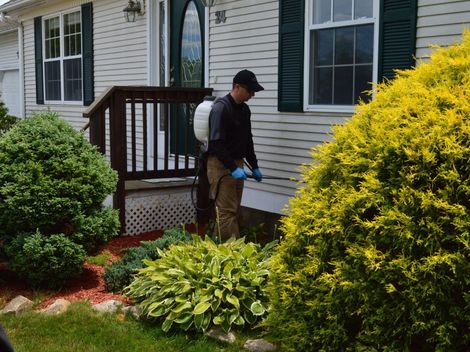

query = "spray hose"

[{"left": 190, "top": 157, "right": 301, "bottom": 212}]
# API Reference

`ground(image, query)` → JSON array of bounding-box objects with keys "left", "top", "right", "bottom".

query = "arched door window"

[{"left": 180, "top": 1, "right": 202, "bottom": 88}]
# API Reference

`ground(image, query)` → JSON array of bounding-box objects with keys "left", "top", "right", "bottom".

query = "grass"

[
  {"left": 86, "top": 250, "right": 114, "bottom": 266},
  {"left": 0, "top": 301, "right": 259, "bottom": 352}
]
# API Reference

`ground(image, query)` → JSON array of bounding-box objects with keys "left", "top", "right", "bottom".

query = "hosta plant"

[{"left": 124, "top": 236, "right": 276, "bottom": 333}]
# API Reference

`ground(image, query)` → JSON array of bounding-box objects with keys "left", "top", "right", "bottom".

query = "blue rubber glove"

[
  {"left": 252, "top": 168, "right": 263, "bottom": 182},
  {"left": 231, "top": 167, "right": 247, "bottom": 180}
]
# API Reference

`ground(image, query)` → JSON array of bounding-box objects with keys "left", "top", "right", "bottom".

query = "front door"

[{"left": 170, "top": 0, "right": 205, "bottom": 156}]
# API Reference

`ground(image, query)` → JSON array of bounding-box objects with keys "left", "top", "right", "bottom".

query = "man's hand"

[
  {"left": 231, "top": 167, "right": 248, "bottom": 180},
  {"left": 252, "top": 168, "right": 263, "bottom": 182}
]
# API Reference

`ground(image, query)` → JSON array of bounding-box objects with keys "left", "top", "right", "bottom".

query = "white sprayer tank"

[{"left": 194, "top": 96, "right": 216, "bottom": 144}]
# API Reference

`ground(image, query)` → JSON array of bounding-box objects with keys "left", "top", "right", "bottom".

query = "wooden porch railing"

[{"left": 83, "top": 86, "right": 213, "bottom": 233}]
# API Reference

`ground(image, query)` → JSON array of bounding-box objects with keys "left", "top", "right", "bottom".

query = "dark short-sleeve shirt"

[{"left": 207, "top": 94, "right": 258, "bottom": 171}]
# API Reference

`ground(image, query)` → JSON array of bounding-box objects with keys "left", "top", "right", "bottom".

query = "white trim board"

[{"left": 241, "top": 188, "right": 289, "bottom": 215}]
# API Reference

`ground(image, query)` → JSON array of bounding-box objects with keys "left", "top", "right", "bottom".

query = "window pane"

[
  {"left": 335, "top": 27, "right": 354, "bottom": 64},
  {"left": 180, "top": 1, "right": 202, "bottom": 88},
  {"left": 354, "top": 0, "right": 373, "bottom": 19},
  {"left": 45, "top": 61, "right": 61, "bottom": 101},
  {"left": 64, "top": 12, "right": 80, "bottom": 35},
  {"left": 64, "top": 58, "right": 82, "bottom": 101},
  {"left": 45, "top": 17, "right": 60, "bottom": 59},
  {"left": 356, "top": 25, "right": 373, "bottom": 63},
  {"left": 64, "top": 11, "right": 81, "bottom": 56},
  {"left": 313, "top": 0, "right": 331, "bottom": 24},
  {"left": 334, "top": 66, "right": 353, "bottom": 104},
  {"left": 45, "top": 17, "right": 59, "bottom": 39},
  {"left": 313, "top": 67, "right": 333, "bottom": 104},
  {"left": 354, "top": 64, "right": 372, "bottom": 103},
  {"left": 65, "top": 34, "right": 81, "bottom": 56},
  {"left": 159, "top": 1, "right": 166, "bottom": 85},
  {"left": 314, "top": 29, "right": 334, "bottom": 65},
  {"left": 333, "top": 0, "right": 352, "bottom": 22},
  {"left": 159, "top": 1, "right": 167, "bottom": 130}
]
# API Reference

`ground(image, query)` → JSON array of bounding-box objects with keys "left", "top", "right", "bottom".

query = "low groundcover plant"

[{"left": 124, "top": 236, "right": 276, "bottom": 333}]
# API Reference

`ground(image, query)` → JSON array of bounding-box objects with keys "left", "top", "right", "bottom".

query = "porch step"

[{"left": 124, "top": 178, "right": 197, "bottom": 236}]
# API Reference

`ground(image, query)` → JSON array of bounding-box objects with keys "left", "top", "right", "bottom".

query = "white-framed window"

[
  {"left": 305, "top": 0, "right": 378, "bottom": 112},
  {"left": 43, "top": 9, "right": 82, "bottom": 103}
]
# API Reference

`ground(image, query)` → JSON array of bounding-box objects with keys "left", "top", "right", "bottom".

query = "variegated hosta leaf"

[
  {"left": 250, "top": 301, "right": 266, "bottom": 316},
  {"left": 193, "top": 301, "right": 211, "bottom": 315},
  {"left": 226, "top": 294, "right": 240, "bottom": 310}
]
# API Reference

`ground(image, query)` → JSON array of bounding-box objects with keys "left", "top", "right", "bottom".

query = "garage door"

[{"left": 1, "top": 70, "right": 20, "bottom": 117}]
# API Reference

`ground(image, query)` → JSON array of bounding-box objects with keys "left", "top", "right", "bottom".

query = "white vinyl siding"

[
  {"left": 416, "top": 0, "right": 470, "bottom": 60},
  {"left": 209, "top": 0, "right": 350, "bottom": 214},
  {"left": 0, "top": 30, "right": 20, "bottom": 116},
  {"left": 22, "top": 0, "right": 147, "bottom": 131},
  {"left": 8, "top": 0, "right": 470, "bottom": 216},
  {"left": 0, "top": 31, "right": 18, "bottom": 70}
]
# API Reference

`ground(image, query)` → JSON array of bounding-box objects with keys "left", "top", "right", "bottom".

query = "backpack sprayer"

[{"left": 191, "top": 96, "right": 299, "bottom": 213}]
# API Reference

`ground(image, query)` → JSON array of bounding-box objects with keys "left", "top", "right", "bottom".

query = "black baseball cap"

[{"left": 233, "top": 69, "right": 264, "bottom": 92}]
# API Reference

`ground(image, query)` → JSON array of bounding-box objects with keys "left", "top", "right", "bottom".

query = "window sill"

[
  {"left": 304, "top": 104, "right": 356, "bottom": 114},
  {"left": 44, "top": 101, "right": 84, "bottom": 106}
]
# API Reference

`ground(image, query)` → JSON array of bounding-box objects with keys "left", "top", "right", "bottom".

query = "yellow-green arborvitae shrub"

[{"left": 265, "top": 34, "right": 470, "bottom": 351}]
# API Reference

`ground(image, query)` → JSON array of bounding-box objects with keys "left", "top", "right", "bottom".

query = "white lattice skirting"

[{"left": 125, "top": 187, "right": 196, "bottom": 236}]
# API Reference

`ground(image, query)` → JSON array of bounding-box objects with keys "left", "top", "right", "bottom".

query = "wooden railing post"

[
  {"left": 89, "top": 105, "right": 106, "bottom": 154},
  {"left": 109, "top": 89, "right": 127, "bottom": 234}
]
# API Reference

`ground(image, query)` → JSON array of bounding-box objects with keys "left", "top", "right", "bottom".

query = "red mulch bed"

[{"left": 0, "top": 230, "right": 169, "bottom": 309}]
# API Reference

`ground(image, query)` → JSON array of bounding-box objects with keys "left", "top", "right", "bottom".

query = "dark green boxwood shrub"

[
  {"left": 5, "top": 232, "right": 86, "bottom": 288},
  {"left": 104, "top": 228, "right": 192, "bottom": 293},
  {"left": 125, "top": 236, "right": 276, "bottom": 333},
  {"left": 0, "top": 111, "right": 118, "bottom": 287},
  {"left": 0, "top": 112, "right": 118, "bottom": 237},
  {"left": 265, "top": 36, "right": 470, "bottom": 350},
  {"left": 71, "top": 208, "right": 121, "bottom": 254}
]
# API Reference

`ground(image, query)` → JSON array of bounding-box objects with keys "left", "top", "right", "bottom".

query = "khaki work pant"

[{"left": 207, "top": 156, "right": 244, "bottom": 241}]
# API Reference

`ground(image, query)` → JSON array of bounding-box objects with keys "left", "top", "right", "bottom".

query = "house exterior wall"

[
  {"left": 208, "top": 0, "right": 350, "bottom": 214},
  {"left": 0, "top": 30, "right": 18, "bottom": 71},
  {"left": 210, "top": 0, "right": 470, "bottom": 214},
  {"left": 20, "top": 0, "right": 147, "bottom": 131},
  {"left": 0, "top": 29, "right": 20, "bottom": 117},
  {"left": 3, "top": 0, "right": 470, "bottom": 216},
  {"left": 416, "top": 0, "right": 470, "bottom": 60}
]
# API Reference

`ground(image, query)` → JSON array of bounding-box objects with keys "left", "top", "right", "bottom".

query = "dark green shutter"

[
  {"left": 278, "top": 0, "right": 304, "bottom": 112},
  {"left": 82, "top": 2, "right": 94, "bottom": 106},
  {"left": 378, "top": 0, "right": 418, "bottom": 81},
  {"left": 34, "top": 16, "right": 44, "bottom": 105}
]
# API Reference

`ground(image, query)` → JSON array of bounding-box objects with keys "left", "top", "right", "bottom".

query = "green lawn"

[{"left": 0, "top": 302, "right": 258, "bottom": 352}]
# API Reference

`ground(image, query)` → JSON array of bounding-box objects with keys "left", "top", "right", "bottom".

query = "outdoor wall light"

[
  {"left": 123, "top": 0, "right": 145, "bottom": 23},
  {"left": 200, "top": 0, "right": 217, "bottom": 7},
  {"left": 0, "top": 12, "right": 20, "bottom": 25}
]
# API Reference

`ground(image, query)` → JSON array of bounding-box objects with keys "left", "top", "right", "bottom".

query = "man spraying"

[{"left": 206, "top": 69, "right": 264, "bottom": 240}]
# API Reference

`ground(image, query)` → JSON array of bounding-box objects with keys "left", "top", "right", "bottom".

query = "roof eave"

[{"left": 0, "top": 0, "right": 38, "bottom": 13}]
